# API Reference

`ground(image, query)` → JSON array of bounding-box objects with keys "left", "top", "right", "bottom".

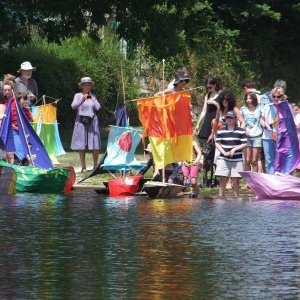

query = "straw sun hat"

[{"left": 78, "top": 77, "right": 95, "bottom": 87}]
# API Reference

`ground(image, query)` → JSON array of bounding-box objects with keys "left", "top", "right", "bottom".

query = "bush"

[{"left": 0, "top": 34, "right": 140, "bottom": 128}]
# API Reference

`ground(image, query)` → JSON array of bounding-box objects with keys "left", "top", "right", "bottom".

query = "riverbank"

[{"left": 57, "top": 127, "right": 254, "bottom": 197}]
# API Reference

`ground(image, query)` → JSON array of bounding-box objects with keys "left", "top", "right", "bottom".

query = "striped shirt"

[{"left": 215, "top": 125, "right": 247, "bottom": 162}]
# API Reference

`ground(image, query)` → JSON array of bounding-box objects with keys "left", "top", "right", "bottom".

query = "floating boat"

[
  {"left": 0, "top": 164, "right": 16, "bottom": 194},
  {"left": 240, "top": 171, "right": 300, "bottom": 200},
  {"left": 137, "top": 90, "right": 193, "bottom": 198},
  {"left": 0, "top": 96, "right": 75, "bottom": 194},
  {"left": 0, "top": 160, "right": 74, "bottom": 194},
  {"left": 79, "top": 124, "right": 145, "bottom": 197},
  {"left": 142, "top": 181, "right": 185, "bottom": 199}
]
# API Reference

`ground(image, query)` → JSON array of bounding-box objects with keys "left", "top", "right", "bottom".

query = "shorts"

[
  {"left": 215, "top": 159, "right": 243, "bottom": 178},
  {"left": 182, "top": 164, "right": 200, "bottom": 178},
  {"left": 247, "top": 136, "right": 262, "bottom": 148}
]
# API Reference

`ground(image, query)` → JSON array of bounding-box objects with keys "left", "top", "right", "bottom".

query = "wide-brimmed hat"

[
  {"left": 18, "top": 61, "right": 36, "bottom": 72},
  {"left": 78, "top": 77, "right": 95, "bottom": 87},
  {"left": 226, "top": 111, "right": 236, "bottom": 118},
  {"left": 144, "top": 143, "right": 152, "bottom": 153},
  {"left": 173, "top": 68, "right": 190, "bottom": 86}
]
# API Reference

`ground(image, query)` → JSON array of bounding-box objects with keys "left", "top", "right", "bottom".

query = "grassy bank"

[{"left": 57, "top": 127, "right": 254, "bottom": 198}]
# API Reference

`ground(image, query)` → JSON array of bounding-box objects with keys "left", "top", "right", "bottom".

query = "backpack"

[{"left": 201, "top": 141, "right": 215, "bottom": 160}]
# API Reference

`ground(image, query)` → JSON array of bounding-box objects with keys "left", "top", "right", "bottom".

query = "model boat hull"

[{"left": 240, "top": 171, "right": 300, "bottom": 200}]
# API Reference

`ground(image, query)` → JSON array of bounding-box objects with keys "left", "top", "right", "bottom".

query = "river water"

[{"left": 0, "top": 191, "right": 300, "bottom": 299}]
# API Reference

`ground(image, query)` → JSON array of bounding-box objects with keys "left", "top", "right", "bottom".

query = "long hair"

[
  {"left": 218, "top": 90, "right": 236, "bottom": 113},
  {"left": 205, "top": 77, "right": 221, "bottom": 92},
  {"left": 244, "top": 92, "right": 258, "bottom": 107}
]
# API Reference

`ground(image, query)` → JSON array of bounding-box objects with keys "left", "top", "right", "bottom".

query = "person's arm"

[
  {"left": 71, "top": 93, "right": 84, "bottom": 110},
  {"left": 206, "top": 99, "right": 219, "bottom": 108},
  {"left": 228, "top": 142, "right": 247, "bottom": 157},
  {"left": 215, "top": 141, "right": 227, "bottom": 156},
  {"left": 195, "top": 94, "right": 208, "bottom": 131},
  {"left": 154, "top": 88, "right": 173, "bottom": 97},
  {"left": 193, "top": 141, "right": 202, "bottom": 165},
  {"left": 92, "top": 94, "right": 101, "bottom": 111},
  {"left": 234, "top": 107, "right": 246, "bottom": 128}
]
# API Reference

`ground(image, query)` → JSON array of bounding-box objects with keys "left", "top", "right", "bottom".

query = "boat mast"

[{"left": 162, "top": 59, "right": 166, "bottom": 183}]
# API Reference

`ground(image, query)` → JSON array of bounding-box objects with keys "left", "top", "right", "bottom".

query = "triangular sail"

[
  {"left": 137, "top": 91, "right": 193, "bottom": 169},
  {"left": 0, "top": 98, "right": 54, "bottom": 169}
]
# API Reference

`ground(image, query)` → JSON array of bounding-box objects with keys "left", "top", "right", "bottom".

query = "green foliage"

[
  {"left": 2, "top": 0, "right": 300, "bottom": 107},
  {"left": 0, "top": 34, "right": 140, "bottom": 127}
]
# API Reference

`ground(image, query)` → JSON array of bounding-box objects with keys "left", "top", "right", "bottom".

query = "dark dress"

[{"left": 198, "top": 92, "right": 220, "bottom": 139}]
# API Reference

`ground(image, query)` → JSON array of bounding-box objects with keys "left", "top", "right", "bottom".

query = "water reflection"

[{"left": 0, "top": 193, "right": 299, "bottom": 298}]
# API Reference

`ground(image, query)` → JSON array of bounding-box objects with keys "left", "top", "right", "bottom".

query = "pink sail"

[{"left": 240, "top": 171, "right": 300, "bottom": 200}]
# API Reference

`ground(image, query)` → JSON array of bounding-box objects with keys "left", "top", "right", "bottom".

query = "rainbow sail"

[
  {"left": 31, "top": 101, "right": 66, "bottom": 164},
  {"left": 137, "top": 91, "right": 193, "bottom": 169}
]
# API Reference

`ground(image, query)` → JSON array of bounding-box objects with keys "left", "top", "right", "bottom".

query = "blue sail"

[
  {"left": 0, "top": 98, "right": 54, "bottom": 169},
  {"left": 102, "top": 125, "right": 145, "bottom": 171}
]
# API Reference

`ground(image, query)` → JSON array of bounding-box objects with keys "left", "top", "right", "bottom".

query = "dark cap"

[
  {"left": 226, "top": 111, "right": 236, "bottom": 118},
  {"left": 173, "top": 68, "right": 190, "bottom": 85}
]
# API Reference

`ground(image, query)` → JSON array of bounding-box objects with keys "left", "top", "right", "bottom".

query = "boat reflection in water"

[{"left": 0, "top": 193, "right": 300, "bottom": 299}]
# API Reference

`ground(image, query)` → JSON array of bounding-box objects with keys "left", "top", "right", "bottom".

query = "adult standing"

[
  {"left": 71, "top": 77, "right": 101, "bottom": 173},
  {"left": 195, "top": 77, "right": 221, "bottom": 141},
  {"left": 154, "top": 67, "right": 190, "bottom": 96},
  {"left": 14, "top": 61, "right": 38, "bottom": 107},
  {"left": 261, "top": 87, "right": 299, "bottom": 175},
  {"left": 259, "top": 79, "right": 287, "bottom": 110}
]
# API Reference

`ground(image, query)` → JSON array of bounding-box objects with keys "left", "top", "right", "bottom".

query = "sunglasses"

[
  {"left": 273, "top": 95, "right": 282, "bottom": 99},
  {"left": 225, "top": 116, "right": 234, "bottom": 120},
  {"left": 82, "top": 83, "right": 91, "bottom": 86}
]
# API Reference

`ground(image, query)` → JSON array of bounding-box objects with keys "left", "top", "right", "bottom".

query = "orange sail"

[{"left": 137, "top": 91, "right": 193, "bottom": 169}]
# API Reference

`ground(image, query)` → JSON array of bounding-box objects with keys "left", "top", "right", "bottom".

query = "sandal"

[{"left": 81, "top": 168, "right": 87, "bottom": 173}]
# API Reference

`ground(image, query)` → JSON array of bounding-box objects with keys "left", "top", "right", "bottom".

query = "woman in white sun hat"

[
  {"left": 14, "top": 61, "right": 38, "bottom": 107},
  {"left": 70, "top": 76, "right": 101, "bottom": 173}
]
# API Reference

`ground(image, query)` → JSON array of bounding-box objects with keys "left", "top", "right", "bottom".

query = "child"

[
  {"left": 16, "top": 92, "right": 33, "bottom": 122},
  {"left": 215, "top": 111, "right": 247, "bottom": 197},
  {"left": 182, "top": 137, "right": 202, "bottom": 198}
]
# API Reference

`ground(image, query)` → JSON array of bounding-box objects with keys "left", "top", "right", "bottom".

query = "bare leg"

[
  {"left": 191, "top": 177, "right": 199, "bottom": 194},
  {"left": 244, "top": 147, "right": 252, "bottom": 171},
  {"left": 79, "top": 150, "right": 86, "bottom": 171},
  {"left": 231, "top": 178, "right": 240, "bottom": 197},
  {"left": 218, "top": 176, "right": 228, "bottom": 197},
  {"left": 92, "top": 150, "right": 99, "bottom": 169},
  {"left": 251, "top": 147, "right": 261, "bottom": 173},
  {"left": 7, "top": 152, "right": 14, "bottom": 164}
]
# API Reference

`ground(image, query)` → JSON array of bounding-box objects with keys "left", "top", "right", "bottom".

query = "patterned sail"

[
  {"left": 102, "top": 125, "right": 145, "bottom": 171},
  {"left": 137, "top": 91, "right": 193, "bottom": 169},
  {"left": 0, "top": 99, "right": 53, "bottom": 169}
]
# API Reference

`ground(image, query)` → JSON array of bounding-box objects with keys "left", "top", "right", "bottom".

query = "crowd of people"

[
  {"left": 0, "top": 61, "right": 102, "bottom": 172},
  {"left": 1, "top": 62, "right": 299, "bottom": 199},
  {"left": 146, "top": 68, "right": 300, "bottom": 198},
  {"left": 0, "top": 61, "right": 37, "bottom": 165}
]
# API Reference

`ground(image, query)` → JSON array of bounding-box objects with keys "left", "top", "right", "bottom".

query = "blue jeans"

[
  {"left": 262, "top": 139, "right": 276, "bottom": 174},
  {"left": 13, "top": 130, "right": 25, "bottom": 161}
]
